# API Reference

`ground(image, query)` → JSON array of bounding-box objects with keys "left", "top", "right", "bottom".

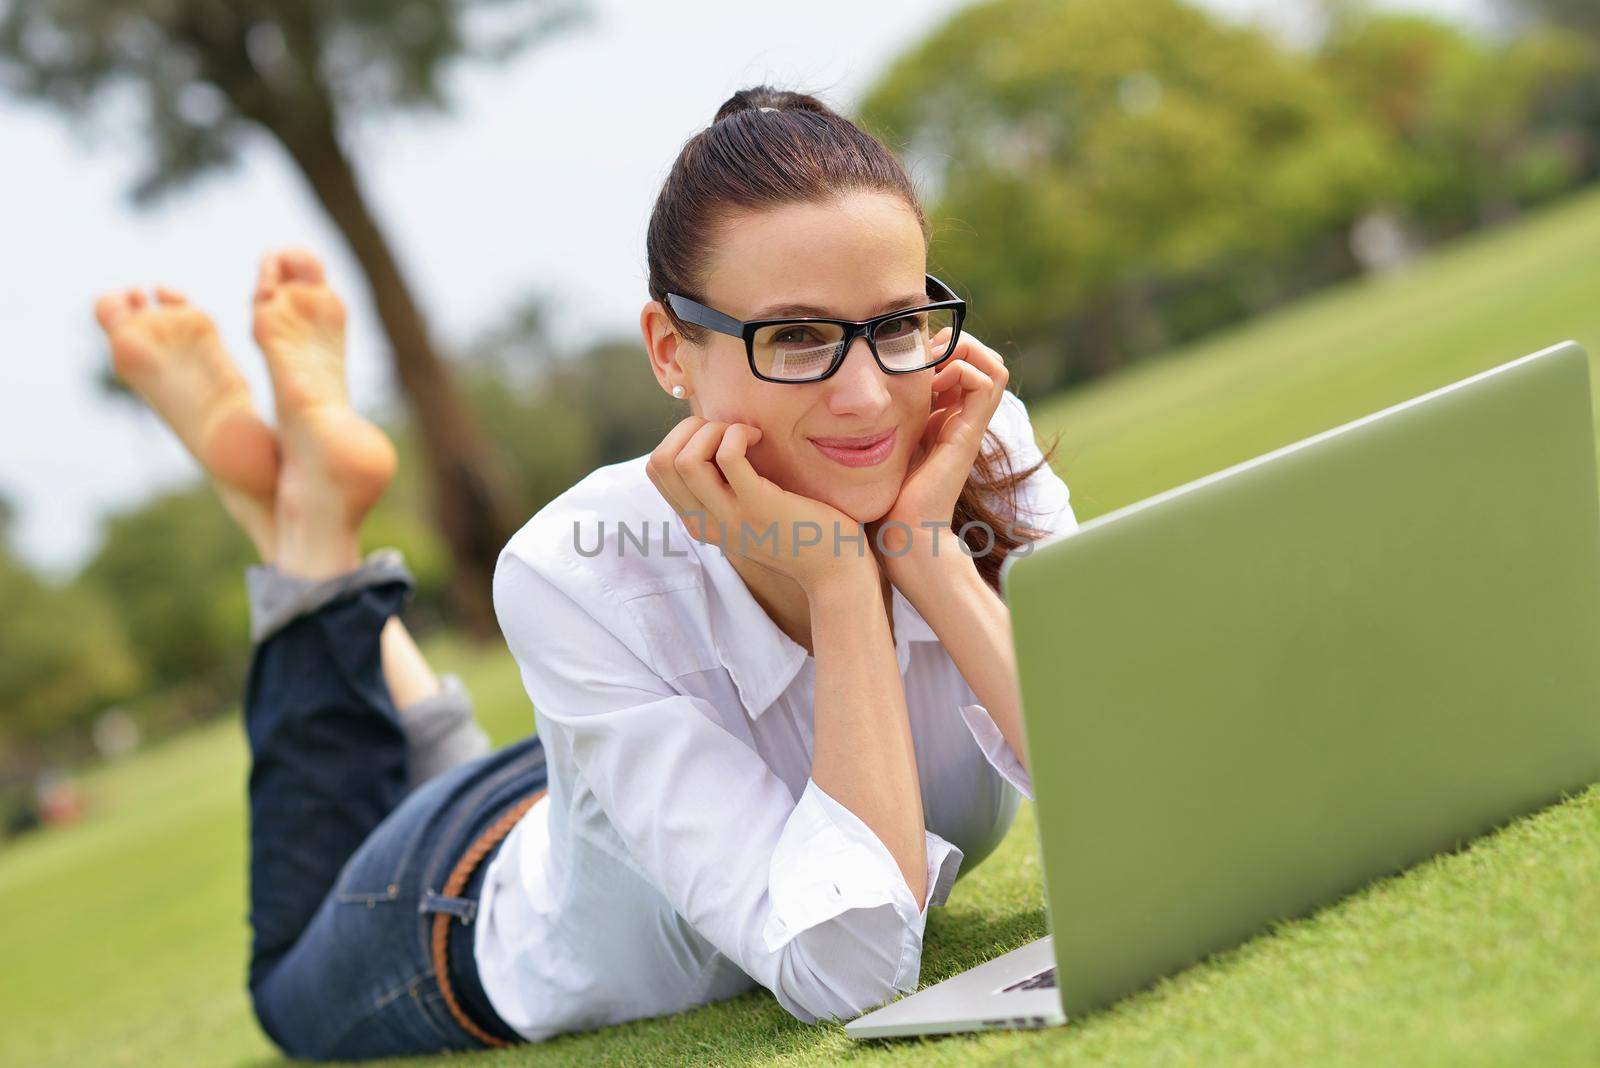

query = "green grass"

[{"left": 7, "top": 185, "right": 1600, "bottom": 1066}]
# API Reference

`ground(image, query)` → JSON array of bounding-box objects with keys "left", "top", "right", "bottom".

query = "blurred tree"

[
  {"left": 1508, "top": 0, "right": 1600, "bottom": 38},
  {"left": 78, "top": 486, "right": 260, "bottom": 697},
  {"left": 859, "top": 0, "right": 1395, "bottom": 388},
  {"left": 0, "top": 549, "right": 141, "bottom": 760},
  {"left": 461, "top": 296, "right": 678, "bottom": 502},
  {"left": 1319, "top": 10, "right": 1600, "bottom": 234},
  {"left": 0, "top": 0, "right": 590, "bottom": 635},
  {"left": 549, "top": 337, "right": 682, "bottom": 465}
]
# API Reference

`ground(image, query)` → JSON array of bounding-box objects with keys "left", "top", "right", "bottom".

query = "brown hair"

[{"left": 645, "top": 85, "right": 1064, "bottom": 593}]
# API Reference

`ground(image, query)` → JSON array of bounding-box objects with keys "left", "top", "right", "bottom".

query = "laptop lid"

[{"left": 999, "top": 340, "right": 1600, "bottom": 1018}]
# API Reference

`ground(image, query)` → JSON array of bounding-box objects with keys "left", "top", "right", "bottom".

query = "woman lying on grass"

[{"left": 90, "top": 85, "right": 1078, "bottom": 1060}]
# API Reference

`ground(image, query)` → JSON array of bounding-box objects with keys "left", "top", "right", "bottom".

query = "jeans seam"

[
  {"left": 415, "top": 980, "right": 475, "bottom": 1048},
  {"left": 320, "top": 970, "right": 451, "bottom": 1059}
]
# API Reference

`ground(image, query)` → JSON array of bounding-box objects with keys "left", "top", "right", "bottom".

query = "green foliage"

[
  {"left": 460, "top": 293, "right": 680, "bottom": 500},
  {"left": 0, "top": 0, "right": 592, "bottom": 203},
  {"left": 1512, "top": 0, "right": 1600, "bottom": 39},
  {"left": 548, "top": 338, "right": 684, "bottom": 466},
  {"left": 1319, "top": 10, "right": 1600, "bottom": 230},
  {"left": 78, "top": 486, "right": 257, "bottom": 696},
  {"left": 0, "top": 552, "right": 141, "bottom": 752}
]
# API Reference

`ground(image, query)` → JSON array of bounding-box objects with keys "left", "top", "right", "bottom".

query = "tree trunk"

[{"left": 274, "top": 115, "right": 518, "bottom": 638}]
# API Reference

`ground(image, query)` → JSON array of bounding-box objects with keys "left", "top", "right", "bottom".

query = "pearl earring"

[{"left": 671, "top": 385, "right": 687, "bottom": 399}]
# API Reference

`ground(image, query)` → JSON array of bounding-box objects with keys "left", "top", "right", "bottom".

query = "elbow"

[
  {"left": 774, "top": 961, "right": 903, "bottom": 1025},
  {"left": 769, "top": 906, "right": 917, "bottom": 1022}
]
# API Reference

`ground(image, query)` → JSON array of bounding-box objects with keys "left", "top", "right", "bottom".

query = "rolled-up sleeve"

[
  {"left": 493, "top": 546, "right": 963, "bottom": 1023},
  {"left": 763, "top": 778, "right": 963, "bottom": 1018}
]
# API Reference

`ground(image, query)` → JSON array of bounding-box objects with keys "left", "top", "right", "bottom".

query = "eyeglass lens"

[{"left": 751, "top": 307, "right": 958, "bottom": 381}]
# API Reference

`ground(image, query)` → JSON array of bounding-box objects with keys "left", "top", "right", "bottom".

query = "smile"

[{"left": 810, "top": 428, "right": 896, "bottom": 467}]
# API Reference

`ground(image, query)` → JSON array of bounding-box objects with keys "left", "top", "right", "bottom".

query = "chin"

[{"left": 827, "top": 480, "right": 904, "bottom": 525}]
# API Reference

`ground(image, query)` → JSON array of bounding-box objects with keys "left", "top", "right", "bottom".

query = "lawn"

[{"left": 7, "top": 185, "right": 1600, "bottom": 1067}]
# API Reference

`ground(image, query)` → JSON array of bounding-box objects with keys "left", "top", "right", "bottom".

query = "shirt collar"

[{"left": 697, "top": 536, "right": 942, "bottom": 720}]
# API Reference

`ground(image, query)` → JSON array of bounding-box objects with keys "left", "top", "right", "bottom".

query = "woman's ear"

[{"left": 640, "top": 300, "right": 689, "bottom": 392}]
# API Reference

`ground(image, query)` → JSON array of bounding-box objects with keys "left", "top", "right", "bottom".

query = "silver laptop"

[{"left": 846, "top": 340, "right": 1600, "bottom": 1039}]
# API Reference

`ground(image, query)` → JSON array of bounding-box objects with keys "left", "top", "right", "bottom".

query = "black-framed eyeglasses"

[{"left": 665, "top": 273, "right": 967, "bottom": 384}]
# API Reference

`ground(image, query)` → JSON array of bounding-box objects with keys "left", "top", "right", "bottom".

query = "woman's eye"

[
  {"left": 877, "top": 315, "right": 920, "bottom": 339},
  {"left": 774, "top": 327, "right": 819, "bottom": 345}
]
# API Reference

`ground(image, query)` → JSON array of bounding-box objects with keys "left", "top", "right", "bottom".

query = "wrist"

[
  {"left": 803, "top": 558, "right": 882, "bottom": 610},
  {"left": 880, "top": 523, "right": 969, "bottom": 575}
]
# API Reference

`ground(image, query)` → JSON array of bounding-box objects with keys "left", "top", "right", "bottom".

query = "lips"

[{"left": 809, "top": 428, "right": 895, "bottom": 449}]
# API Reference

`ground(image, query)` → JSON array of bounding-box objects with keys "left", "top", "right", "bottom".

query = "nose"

[{"left": 824, "top": 335, "right": 894, "bottom": 418}]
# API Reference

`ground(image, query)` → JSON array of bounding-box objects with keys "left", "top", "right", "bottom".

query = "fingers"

[
  {"left": 154, "top": 286, "right": 187, "bottom": 307},
  {"left": 676, "top": 420, "right": 739, "bottom": 521},
  {"left": 929, "top": 360, "right": 991, "bottom": 432},
  {"left": 931, "top": 335, "right": 1007, "bottom": 411},
  {"left": 647, "top": 418, "right": 720, "bottom": 541},
  {"left": 647, "top": 417, "right": 774, "bottom": 545},
  {"left": 714, "top": 423, "right": 773, "bottom": 504},
  {"left": 917, "top": 334, "right": 1011, "bottom": 466}
]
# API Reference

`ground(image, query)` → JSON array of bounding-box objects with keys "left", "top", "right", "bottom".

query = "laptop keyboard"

[{"left": 1000, "top": 966, "right": 1057, "bottom": 993}]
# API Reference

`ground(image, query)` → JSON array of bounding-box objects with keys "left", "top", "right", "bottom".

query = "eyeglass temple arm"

[
  {"left": 926, "top": 272, "right": 960, "bottom": 302},
  {"left": 666, "top": 293, "right": 744, "bottom": 338}
]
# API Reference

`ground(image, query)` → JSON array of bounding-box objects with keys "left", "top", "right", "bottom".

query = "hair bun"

[{"left": 712, "top": 85, "right": 833, "bottom": 125}]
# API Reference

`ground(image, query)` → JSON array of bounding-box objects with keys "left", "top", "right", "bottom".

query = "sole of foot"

[
  {"left": 94, "top": 285, "right": 280, "bottom": 557},
  {"left": 251, "top": 249, "right": 397, "bottom": 574}
]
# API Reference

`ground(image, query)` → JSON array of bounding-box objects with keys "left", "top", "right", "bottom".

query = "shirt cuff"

[
  {"left": 959, "top": 702, "right": 1034, "bottom": 801},
  {"left": 762, "top": 778, "right": 964, "bottom": 956}
]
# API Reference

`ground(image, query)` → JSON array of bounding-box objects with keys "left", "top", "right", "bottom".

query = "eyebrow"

[{"left": 749, "top": 293, "right": 928, "bottom": 320}]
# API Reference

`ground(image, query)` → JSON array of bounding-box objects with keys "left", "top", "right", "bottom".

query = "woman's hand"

[
  {"left": 867, "top": 329, "right": 1009, "bottom": 560},
  {"left": 647, "top": 416, "right": 877, "bottom": 596}
]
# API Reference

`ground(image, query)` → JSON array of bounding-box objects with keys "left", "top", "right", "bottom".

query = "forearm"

[
  {"left": 886, "top": 528, "right": 1029, "bottom": 778},
  {"left": 806, "top": 566, "right": 929, "bottom": 908}
]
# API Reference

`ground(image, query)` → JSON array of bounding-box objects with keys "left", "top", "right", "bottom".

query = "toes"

[
  {"left": 94, "top": 288, "right": 148, "bottom": 332},
  {"left": 254, "top": 252, "right": 284, "bottom": 304},
  {"left": 255, "top": 247, "right": 326, "bottom": 304},
  {"left": 289, "top": 284, "right": 346, "bottom": 330},
  {"left": 93, "top": 292, "right": 131, "bottom": 332},
  {"left": 278, "top": 247, "right": 326, "bottom": 286},
  {"left": 154, "top": 286, "right": 188, "bottom": 307}
]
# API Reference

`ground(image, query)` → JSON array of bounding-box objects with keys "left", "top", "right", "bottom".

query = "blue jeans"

[{"left": 243, "top": 569, "right": 540, "bottom": 1060}]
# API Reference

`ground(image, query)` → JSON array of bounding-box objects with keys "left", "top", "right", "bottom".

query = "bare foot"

[
  {"left": 94, "top": 286, "right": 281, "bottom": 559},
  {"left": 252, "top": 248, "right": 397, "bottom": 579}
]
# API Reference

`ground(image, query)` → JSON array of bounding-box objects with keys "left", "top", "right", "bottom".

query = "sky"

[{"left": 0, "top": 0, "right": 1497, "bottom": 576}]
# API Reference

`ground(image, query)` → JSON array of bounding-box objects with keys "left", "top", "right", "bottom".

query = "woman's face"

[{"left": 648, "top": 190, "right": 933, "bottom": 524}]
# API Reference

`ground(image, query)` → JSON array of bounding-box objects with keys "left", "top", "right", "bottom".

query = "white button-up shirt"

[{"left": 475, "top": 388, "right": 1075, "bottom": 1042}]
